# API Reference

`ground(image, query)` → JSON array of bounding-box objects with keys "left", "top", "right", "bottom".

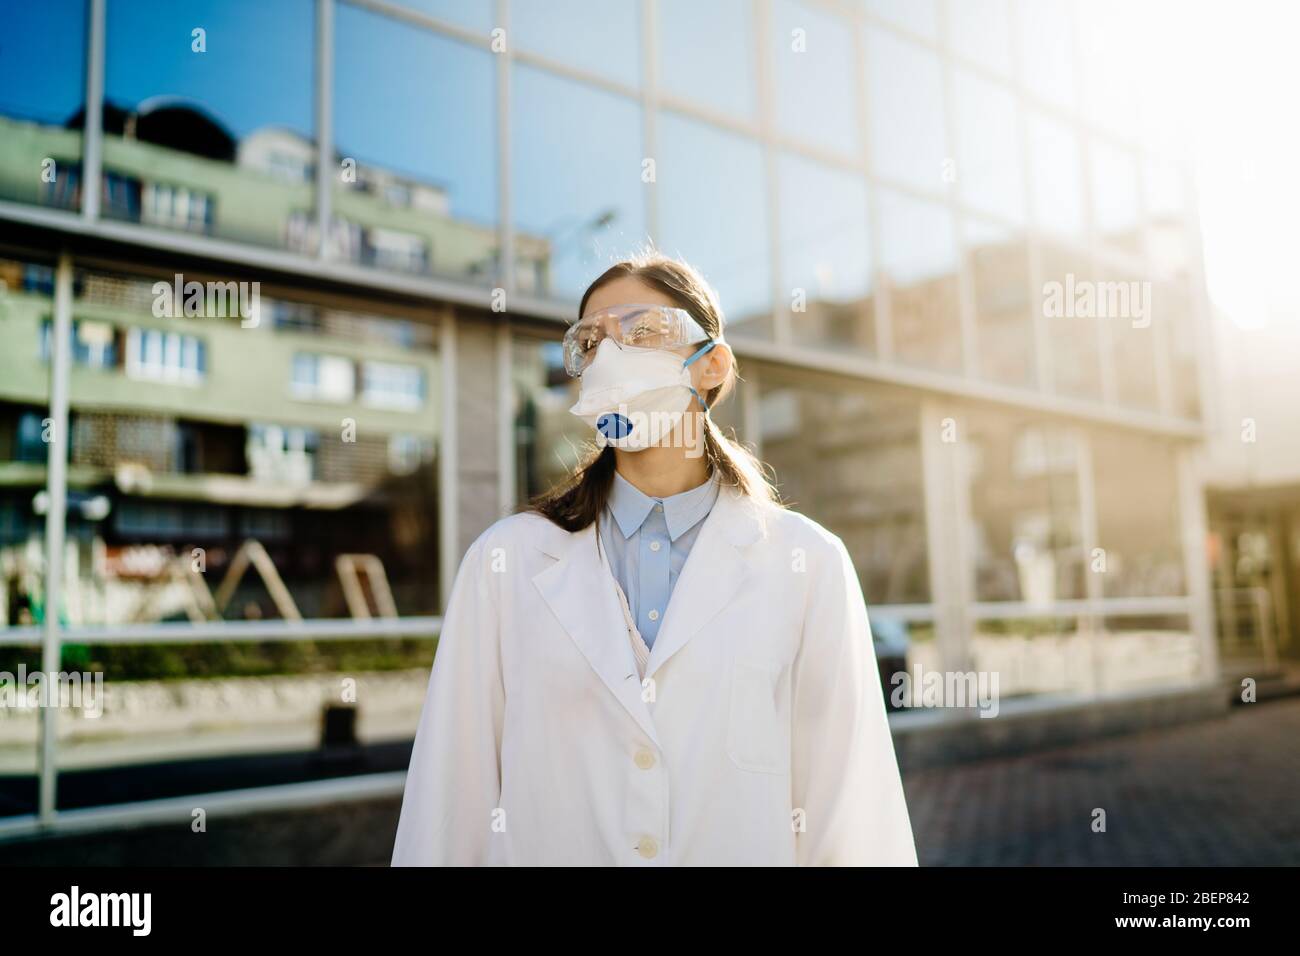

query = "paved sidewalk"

[
  {"left": 905, "top": 697, "right": 1300, "bottom": 866},
  {"left": 4, "top": 697, "right": 1297, "bottom": 866}
]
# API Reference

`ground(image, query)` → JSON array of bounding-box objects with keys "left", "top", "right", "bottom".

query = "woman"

[{"left": 392, "top": 252, "right": 916, "bottom": 866}]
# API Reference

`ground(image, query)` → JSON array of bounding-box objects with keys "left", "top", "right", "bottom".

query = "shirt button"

[
  {"left": 647, "top": 609, "right": 659, "bottom": 622},
  {"left": 637, "top": 837, "right": 659, "bottom": 859},
  {"left": 649, "top": 540, "right": 662, "bottom": 552},
  {"left": 654, "top": 504, "right": 663, "bottom": 513},
  {"left": 634, "top": 749, "right": 656, "bottom": 770}
]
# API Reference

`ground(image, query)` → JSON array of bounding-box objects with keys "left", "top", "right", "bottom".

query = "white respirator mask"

[{"left": 568, "top": 336, "right": 718, "bottom": 452}]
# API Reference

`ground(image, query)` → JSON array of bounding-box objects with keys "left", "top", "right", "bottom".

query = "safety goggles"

[{"left": 562, "top": 303, "right": 718, "bottom": 377}]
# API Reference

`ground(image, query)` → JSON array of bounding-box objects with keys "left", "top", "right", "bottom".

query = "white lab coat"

[{"left": 391, "top": 483, "right": 917, "bottom": 866}]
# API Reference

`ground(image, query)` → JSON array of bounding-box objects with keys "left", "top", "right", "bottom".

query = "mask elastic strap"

[{"left": 682, "top": 341, "right": 718, "bottom": 412}]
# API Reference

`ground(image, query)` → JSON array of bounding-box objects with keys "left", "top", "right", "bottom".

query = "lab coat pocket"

[{"left": 726, "top": 660, "right": 789, "bottom": 775}]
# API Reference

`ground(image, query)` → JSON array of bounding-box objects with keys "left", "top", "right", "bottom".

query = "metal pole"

[
  {"left": 315, "top": 0, "right": 334, "bottom": 259},
  {"left": 82, "top": 0, "right": 105, "bottom": 221},
  {"left": 39, "top": 252, "right": 74, "bottom": 824}
]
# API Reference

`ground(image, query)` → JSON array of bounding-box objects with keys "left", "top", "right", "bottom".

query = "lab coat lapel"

[
  {"left": 645, "top": 486, "right": 767, "bottom": 681},
  {"left": 532, "top": 523, "right": 660, "bottom": 745}
]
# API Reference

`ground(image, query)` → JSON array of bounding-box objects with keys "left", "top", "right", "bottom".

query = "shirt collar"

[{"left": 608, "top": 469, "right": 720, "bottom": 542}]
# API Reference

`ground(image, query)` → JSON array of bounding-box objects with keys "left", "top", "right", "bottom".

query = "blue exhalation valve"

[{"left": 597, "top": 412, "right": 634, "bottom": 440}]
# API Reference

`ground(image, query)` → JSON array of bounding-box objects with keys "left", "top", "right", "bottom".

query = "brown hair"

[{"left": 528, "top": 251, "right": 781, "bottom": 531}]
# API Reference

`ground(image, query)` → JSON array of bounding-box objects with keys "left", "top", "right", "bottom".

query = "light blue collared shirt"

[{"left": 598, "top": 470, "right": 720, "bottom": 649}]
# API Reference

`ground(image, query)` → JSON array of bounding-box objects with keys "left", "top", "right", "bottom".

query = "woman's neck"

[{"left": 614, "top": 442, "right": 711, "bottom": 499}]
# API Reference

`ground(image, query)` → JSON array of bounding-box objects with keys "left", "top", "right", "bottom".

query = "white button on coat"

[{"left": 392, "top": 484, "right": 917, "bottom": 867}]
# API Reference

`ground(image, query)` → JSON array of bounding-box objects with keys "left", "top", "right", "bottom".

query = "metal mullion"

[
  {"left": 754, "top": 0, "right": 788, "bottom": 346},
  {"left": 641, "top": 0, "right": 659, "bottom": 243},
  {"left": 497, "top": 0, "right": 513, "bottom": 292},
  {"left": 438, "top": 308, "right": 458, "bottom": 610},
  {"left": 81, "top": 0, "right": 105, "bottom": 222},
  {"left": 39, "top": 252, "right": 75, "bottom": 825},
  {"left": 938, "top": 1, "right": 978, "bottom": 381},
  {"left": 315, "top": 0, "right": 334, "bottom": 261}
]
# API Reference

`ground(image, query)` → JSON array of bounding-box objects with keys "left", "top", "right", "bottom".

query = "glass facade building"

[{"left": 0, "top": 0, "right": 1215, "bottom": 829}]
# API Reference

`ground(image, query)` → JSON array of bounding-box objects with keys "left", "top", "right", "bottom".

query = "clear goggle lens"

[{"left": 562, "top": 304, "right": 714, "bottom": 377}]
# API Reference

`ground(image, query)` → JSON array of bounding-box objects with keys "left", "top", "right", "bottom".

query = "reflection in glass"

[
  {"left": 1039, "top": 245, "right": 1102, "bottom": 400},
  {"left": 1154, "top": 279, "right": 1201, "bottom": 419},
  {"left": 1077, "top": 0, "right": 1143, "bottom": 139},
  {"left": 0, "top": 257, "right": 55, "bottom": 814},
  {"left": 1091, "top": 429, "right": 1186, "bottom": 597},
  {"left": 1089, "top": 140, "right": 1142, "bottom": 256},
  {"left": 1103, "top": 265, "right": 1160, "bottom": 412},
  {"left": 952, "top": 68, "right": 1024, "bottom": 222},
  {"left": 878, "top": 189, "right": 961, "bottom": 371},
  {"left": 512, "top": 336, "right": 586, "bottom": 503},
  {"left": 0, "top": 0, "right": 86, "bottom": 211},
  {"left": 777, "top": 152, "right": 874, "bottom": 355},
  {"left": 658, "top": 0, "right": 756, "bottom": 119},
  {"left": 512, "top": 65, "right": 645, "bottom": 301},
  {"left": 863, "top": 0, "right": 938, "bottom": 40},
  {"left": 1146, "top": 156, "right": 1191, "bottom": 280},
  {"left": 512, "top": 0, "right": 641, "bottom": 88},
  {"left": 971, "top": 617, "right": 1088, "bottom": 699},
  {"left": 393, "top": 0, "right": 493, "bottom": 32},
  {"left": 947, "top": 0, "right": 1012, "bottom": 75},
  {"left": 966, "top": 409, "right": 1083, "bottom": 603},
  {"left": 758, "top": 369, "right": 929, "bottom": 605},
  {"left": 656, "top": 112, "right": 771, "bottom": 333},
  {"left": 1099, "top": 615, "right": 1199, "bottom": 692},
  {"left": 771, "top": 0, "right": 859, "bottom": 158},
  {"left": 1027, "top": 111, "right": 1085, "bottom": 240},
  {"left": 0, "top": 257, "right": 55, "bottom": 630},
  {"left": 102, "top": 0, "right": 316, "bottom": 249},
  {"left": 334, "top": 4, "right": 498, "bottom": 282},
  {"left": 865, "top": 27, "right": 948, "bottom": 193},
  {"left": 965, "top": 219, "right": 1034, "bottom": 386},
  {"left": 50, "top": 268, "right": 442, "bottom": 624},
  {"left": 1018, "top": 0, "right": 1076, "bottom": 108}
]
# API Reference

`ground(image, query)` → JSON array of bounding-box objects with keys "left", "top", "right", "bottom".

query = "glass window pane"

[
  {"left": 1077, "top": 0, "right": 1143, "bottom": 139},
  {"left": 878, "top": 189, "right": 961, "bottom": 371},
  {"left": 0, "top": 257, "right": 55, "bottom": 817},
  {"left": 966, "top": 409, "right": 1084, "bottom": 602},
  {"left": 865, "top": 27, "right": 948, "bottom": 193},
  {"left": 656, "top": 111, "right": 771, "bottom": 334},
  {"left": 512, "top": 0, "right": 641, "bottom": 88},
  {"left": 103, "top": 0, "right": 316, "bottom": 249},
  {"left": 952, "top": 68, "right": 1024, "bottom": 222},
  {"left": 758, "top": 367, "right": 930, "bottom": 604},
  {"left": 1089, "top": 140, "right": 1142, "bottom": 256},
  {"left": 1027, "top": 111, "right": 1085, "bottom": 241},
  {"left": 1154, "top": 279, "right": 1200, "bottom": 419},
  {"left": 512, "top": 336, "right": 586, "bottom": 503},
  {"left": 1018, "top": 0, "right": 1076, "bottom": 109},
  {"left": 864, "top": 0, "right": 939, "bottom": 40},
  {"left": 1102, "top": 264, "right": 1160, "bottom": 412},
  {"left": 1039, "top": 245, "right": 1102, "bottom": 400},
  {"left": 778, "top": 152, "right": 875, "bottom": 355},
  {"left": 512, "top": 65, "right": 645, "bottom": 301},
  {"left": 1146, "top": 156, "right": 1191, "bottom": 280},
  {"left": 1091, "top": 429, "right": 1186, "bottom": 597},
  {"left": 946, "top": 0, "right": 1012, "bottom": 75},
  {"left": 657, "top": 0, "right": 757, "bottom": 119},
  {"left": 392, "top": 0, "right": 493, "bottom": 32},
  {"left": 67, "top": 267, "right": 442, "bottom": 619},
  {"left": 771, "top": 0, "right": 859, "bottom": 158},
  {"left": 965, "top": 219, "right": 1034, "bottom": 386},
  {"left": 0, "top": 0, "right": 86, "bottom": 211},
  {"left": 334, "top": 5, "right": 498, "bottom": 282}
]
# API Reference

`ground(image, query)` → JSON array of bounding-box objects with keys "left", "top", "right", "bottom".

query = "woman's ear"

[{"left": 696, "top": 343, "right": 733, "bottom": 392}]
